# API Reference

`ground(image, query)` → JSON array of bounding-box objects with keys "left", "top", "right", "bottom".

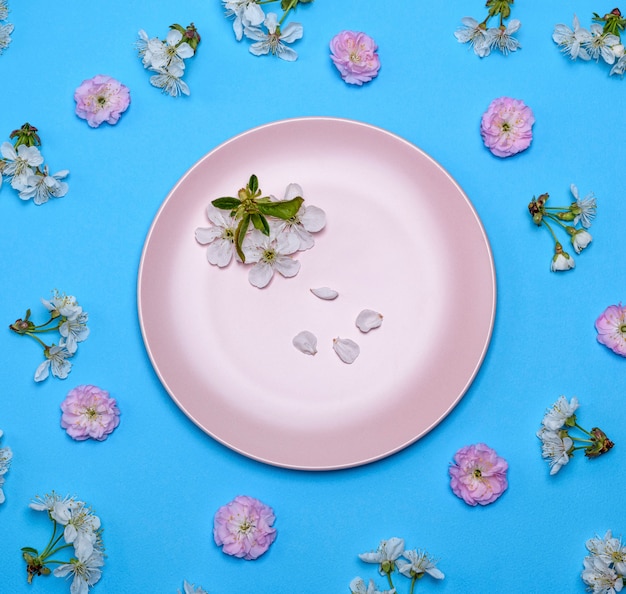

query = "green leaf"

[
  {"left": 212, "top": 197, "right": 242, "bottom": 210},
  {"left": 257, "top": 197, "right": 303, "bottom": 220},
  {"left": 235, "top": 214, "right": 250, "bottom": 262},
  {"left": 251, "top": 213, "right": 270, "bottom": 235},
  {"left": 21, "top": 547, "right": 39, "bottom": 554},
  {"left": 248, "top": 174, "right": 259, "bottom": 195}
]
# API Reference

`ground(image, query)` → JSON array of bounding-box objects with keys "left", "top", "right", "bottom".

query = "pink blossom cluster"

[
  {"left": 330, "top": 31, "right": 380, "bottom": 86},
  {"left": 449, "top": 443, "right": 508, "bottom": 506},
  {"left": 480, "top": 96, "right": 534, "bottom": 158},
  {"left": 74, "top": 75, "right": 131, "bottom": 128},
  {"left": 213, "top": 495, "right": 277, "bottom": 560},
  {"left": 60, "top": 384, "right": 120, "bottom": 441}
]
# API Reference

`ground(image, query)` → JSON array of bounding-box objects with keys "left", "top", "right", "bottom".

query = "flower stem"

[{"left": 24, "top": 333, "right": 49, "bottom": 349}]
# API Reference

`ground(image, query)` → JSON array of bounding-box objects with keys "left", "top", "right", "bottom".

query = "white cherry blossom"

[
  {"left": 195, "top": 205, "right": 239, "bottom": 267},
  {"left": 245, "top": 12, "right": 303, "bottom": 61},
  {"left": 245, "top": 230, "right": 300, "bottom": 288}
]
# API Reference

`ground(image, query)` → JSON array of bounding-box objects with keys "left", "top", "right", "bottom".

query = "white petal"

[
  {"left": 248, "top": 261, "right": 274, "bottom": 288},
  {"left": 301, "top": 205, "right": 326, "bottom": 232},
  {"left": 333, "top": 337, "right": 360, "bottom": 364},
  {"left": 195, "top": 226, "right": 222, "bottom": 244},
  {"left": 292, "top": 330, "right": 317, "bottom": 355},
  {"left": 284, "top": 183, "right": 303, "bottom": 200},
  {"left": 310, "top": 287, "right": 339, "bottom": 300},
  {"left": 34, "top": 360, "right": 50, "bottom": 382},
  {"left": 206, "top": 239, "right": 234, "bottom": 267},
  {"left": 274, "top": 256, "right": 300, "bottom": 278},
  {"left": 280, "top": 22, "right": 303, "bottom": 43},
  {"left": 356, "top": 309, "right": 383, "bottom": 333}
]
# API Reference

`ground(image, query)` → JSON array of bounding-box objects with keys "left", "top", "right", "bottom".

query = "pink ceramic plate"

[{"left": 138, "top": 117, "right": 496, "bottom": 470}]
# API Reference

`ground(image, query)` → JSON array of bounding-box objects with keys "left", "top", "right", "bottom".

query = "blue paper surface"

[{"left": 1, "top": 1, "right": 625, "bottom": 592}]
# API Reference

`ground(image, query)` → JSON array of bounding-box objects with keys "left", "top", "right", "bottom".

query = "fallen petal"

[
  {"left": 333, "top": 337, "right": 360, "bottom": 364},
  {"left": 356, "top": 309, "right": 383, "bottom": 333},
  {"left": 310, "top": 287, "right": 339, "bottom": 300},
  {"left": 293, "top": 331, "right": 317, "bottom": 355}
]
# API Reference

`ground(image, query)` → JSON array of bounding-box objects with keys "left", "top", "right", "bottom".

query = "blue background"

[{"left": 1, "top": 1, "right": 625, "bottom": 592}]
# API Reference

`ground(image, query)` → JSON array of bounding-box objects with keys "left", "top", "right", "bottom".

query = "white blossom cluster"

[
  {"left": 0, "top": 430, "right": 12, "bottom": 504},
  {"left": 0, "top": 0, "right": 13, "bottom": 55},
  {"left": 178, "top": 581, "right": 209, "bottom": 594},
  {"left": 0, "top": 140, "right": 69, "bottom": 205},
  {"left": 195, "top": 182, "right": 326, "bottom": 289},
  {"left": 28, "top": 493, "right": 104, "bottom": 594},
  {"left": 222, "top": 0, "right": 305, "bottom": 61},
  {"left": 136, "top": 25, "right": 198, "bottom": 96},
  {"left": 455, "top": 17, "right": 521, "bottom": 57},
  {"left": 536, "top": 396, "right": 579, "bottom": 475},
  {"left": 582, "top": 530, "right": 626, "bottom": 594},
  {"left": 553, "top": 14, "right": 626, "bottom": 76}
]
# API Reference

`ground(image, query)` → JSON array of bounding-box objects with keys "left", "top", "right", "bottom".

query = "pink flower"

[
  {"left": 60, "top": 385, "right": 120, "bottom": 441},
  {"left": 213, "top": 495, "right": 277, "bottom": 560},
  {"left": 449, "top": 443, "right": 508, "bottom": 506},
  {"left": 330, "top": 31, "right": 380, "bottom": 85},
  {"left": 595, "top": 304, "right": 626, "bottom": 357},
  {"left": 74, "top": 75, "right": 131, "bottom": 128},
  {"left": 480, "top": 96, "right": 534, "bottom": 158}
]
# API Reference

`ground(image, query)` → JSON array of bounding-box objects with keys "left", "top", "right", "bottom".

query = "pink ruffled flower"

[
  {"left": 480, "top": 96, "right": 534, "bottom": 158},
  {"left": 595, "top": 304, "right": 626, "bottom": 357},
  {"left": 74, "top": 75, "right": 131, "bottom": 128},
  {"left": 330, "top": 31, "right": 380, "bottom": 85},
  {"left": 60, "top": 385, "right": 121, "bottom": 441},
  {"left": 449, "top": 443, "right": 508, "bottom": 506},
  {"left": 213, "top": 495, "right": 277, "bottom": 560}
]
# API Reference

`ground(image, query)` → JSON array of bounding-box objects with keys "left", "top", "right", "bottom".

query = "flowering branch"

[
  {"left": 352, "top": 538, "right": 444, "bottom": 594},
  {"left": 528, "top": 184, "right": 596, "bottom": 271},
  {"left": 0, "top": 123, "right": 69, "bottom": 205},
  {"left": 537, "top": 396, "right": 614, "bottom": 475},
  {"left": 455, "top": 0, "right": 520, "bottom": 57},
  {"left": 22, "top": 493, "right": 104, "bottom": 591},
  {"left": 9, "top": 290, "right": 89, "bottom": 381}
]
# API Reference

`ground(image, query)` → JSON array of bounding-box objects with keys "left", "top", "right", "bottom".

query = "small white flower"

[
  {"left": 454, "top": 17, "right": 490, "bottom": 57},
  {"left": 245, "top": 230, "right": 300, "bottom": 288},
  {"left": 553, "top": 15, "right": 592, "bottom": 61},
  {"left": 195, "top": 205, "right": 239, "bottom": 267},
  {"left": 29, "top": 492, "right": 75, "bottom": 524},
  {"left": 41, "top": 291, "right": 82, "bottom": 320},
  {"left": 551, "top": 250, "right": 575, "bottom": 272},
  {"left": 34, "top": 342, "right": 73, "bottom": 382},
  {"left": 485, "top": 19, "right": 521, "bottom": 55},
  {"left": 585, "top": 24, "right": 620, "bottom": 64},
  {"left": 587, "top": 531, "right": 626, "bottom": 576},
  {"left": 0, "top": 142, "right": 44, "bottom": 190},
  {"left": 571, "top": 229, "right": 592, "bottom": 254},
  {"left": 223, "top": 0, "right": 265, "bottom": 41},
  {"left": 570, "top": 184, "right": 596, "bottom": 228},
  {"left": 64, "top": 501, "right": 101, "bottom": 558},
  {"left": 397, "top": 549, "right": 445, "bottom": 580},
  {"left": 245, "top": 12, "right": 303, "bottom": 61},
  {"left": 0, "top": 0, "right": 9, "bottom": 21},
  {"left": 0, "top": 431, "right": 12, "bottom": 505},
  {"left": 349, "top": 577, "right": 395, "bottom": 594},
  {"left": 359, "top": 538, "right": 405, "bottom": 575},
  {"left": 582, "top": 555, "right": 624, "bottom": 594},
  {"left": 0, "top": 22, "right": 13, "bottom": 54},
  {"left": 537, "top": 427, "right": 573, "bottom": 475},
  {"left": 59, "top": 311, "right": 89, "bottom": 355},
  {"left": 271, "top": 183, "right": 326, "bottom": 250},
  {"left": 610, "top": 54, "right": 626, "bottom": 76},
  {"left": 147, "top": 29, "right": 193, "bottom": 71},
  {"left": 149, "top": 62, "right": 190, "bottom": 96},
  {"left": 179, "top": 580, "right": 209, "bottom": 594},
  {"left": 18, "top": 168, "right": 69, "bottom": 205},
  {"left": 541, "top": 396, "right": 579, "bottom": 431},
  {"left": 53, "top": 548, "right": 104, "bottom": 594}
]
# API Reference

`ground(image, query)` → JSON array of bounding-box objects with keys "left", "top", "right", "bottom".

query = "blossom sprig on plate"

[
  {"left": 0, "top": 429, "right": 12, "bottom": 504},
  {"left": 582, "top": 530, "right": 626, "bottom": 593},
  {"left": 528, "top": 184, "right": 596, "bottom": 272},
  {"left": 0, "top": 0, "right": 12, "bottom": 55},
  {"left": 9, "top": 290, "right": 89, "bottom": 382},
  {"left": 22, "top": 492, "right": 104, "bottom": 593},
  {"left": 352, "top": 537, "right": 444, "bottom": 594},
  {"left": 195, "top": 174, "right": 326, "bottom": 288},
  {"left": 537, "top": 396, "right": 614, "bottom": 475},
  {"left": 0, "top": 123, "right": 69, "bottom": 205},
  {"left": 222, "top": 0, "right": 311, "bottom": 61},
  {"left": 553, "top": 10, "right": 626, "bottom": 76},
  {"left": 455, "top": 0, "right": 521, "bottom": 58},
  {"left": 136, "top": 23, "right": 200, "bottom": 97}
]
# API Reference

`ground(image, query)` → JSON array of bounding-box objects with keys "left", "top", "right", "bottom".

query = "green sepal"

[
  {"left": 248, "top": 174, "right": 259, "bottom": 195},
  {"left": 257, "top": 196, "right": 303, "bottom": 220},
  {"left": 251, "top": 213, "right": 270, "bottom": 235},
  {"left": 212, "top": 197, "right": 242, "bottom": 210},
  {"left": 235, "top": 214, "right": 251, "bottom": 262},
  {"left": 21, "top": 547, "right": 39, "bottom": 555}
]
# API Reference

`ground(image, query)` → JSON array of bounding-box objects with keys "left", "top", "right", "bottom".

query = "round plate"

[{"left": 137, "top": 117, "right": 496, "bottom": 470}]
